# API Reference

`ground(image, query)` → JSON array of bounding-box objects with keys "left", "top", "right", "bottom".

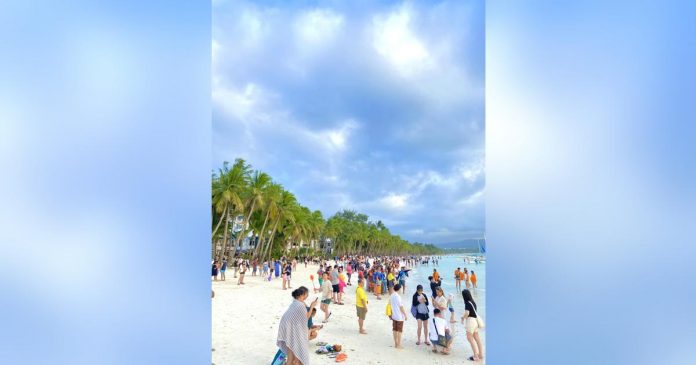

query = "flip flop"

[
  {"left": 335, "top": 353, "right": 347, "bottom": 362},
  {"left": 468, "top": 356, "right": 477, "bottom": 361}
]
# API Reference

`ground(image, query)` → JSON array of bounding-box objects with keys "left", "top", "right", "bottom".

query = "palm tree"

[
  {"left": 212, "top": 160, "right": 445, "bottom": 259},
  {"left": 212, "top": 159, "right": 250, "bottom": 259},
  {"left": 233, "top": 170, "right": 270, "bottom": 254}
]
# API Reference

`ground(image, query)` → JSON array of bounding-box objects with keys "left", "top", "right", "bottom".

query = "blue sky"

[{"left": 212, "top": 0, "right": 484, "bottom": 245}]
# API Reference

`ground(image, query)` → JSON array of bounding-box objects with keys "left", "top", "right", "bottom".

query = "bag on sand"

[
  {"left": 271, "top": 349, "right": 286, "bottom": 365},
  {"left": 432, "top": 318, "right": 448, "bottom": 347}
]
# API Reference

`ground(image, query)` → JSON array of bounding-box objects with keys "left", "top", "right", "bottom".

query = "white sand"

[{"left": 212, "top": 263, "right": 485, "bottom": 364}]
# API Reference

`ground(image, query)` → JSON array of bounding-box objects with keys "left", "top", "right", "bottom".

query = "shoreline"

[{"left": 212, "top": 261, "right": 485, "bottom": 364}]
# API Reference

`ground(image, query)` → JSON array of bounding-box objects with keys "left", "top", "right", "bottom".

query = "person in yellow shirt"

[{"left": 356, "top": 278, "right": 369, "bottom": 334}]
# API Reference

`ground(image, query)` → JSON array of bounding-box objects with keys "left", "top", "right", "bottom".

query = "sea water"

[{"left": 407, "top": 255, "right": 485, "bottom": 320}]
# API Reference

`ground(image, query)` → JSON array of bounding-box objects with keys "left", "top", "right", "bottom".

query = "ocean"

[{"left": 406, "top": 255, "right": 485, "bottom": 319}]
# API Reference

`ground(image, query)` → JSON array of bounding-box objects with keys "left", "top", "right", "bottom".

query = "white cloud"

[
  {"left": 372, "top": 5, "right": 431, "bottom": 77},
  {"left": 458, "top": 189, "right": 484, "bottom": 205},
  {"left": 295, "top": 9, "right": 344, "bottom": 48},
  {"left": 381, "top": 193, "right": 410, "bottom": 209},
  {"left": 239, "top": 10, "right": 266, "bottom": 48},
  {"left": 407, "top": 228, "right": 424, "bottom": 235}
]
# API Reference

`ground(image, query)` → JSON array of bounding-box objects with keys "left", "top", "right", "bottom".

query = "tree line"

[{"left": 212, "top": 159, "right": 443, "bottom": 260}]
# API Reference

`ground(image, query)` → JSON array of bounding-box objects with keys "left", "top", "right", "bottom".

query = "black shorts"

[
  {"left": 332, "top": 284, "right": 339, "bottom": 293},
  {"left": 416, "top": 312, "right": 430, "bottom": 321}
]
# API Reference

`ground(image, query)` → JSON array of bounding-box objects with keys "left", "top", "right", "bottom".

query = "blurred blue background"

[
  {"left": 1, "top": 0, "right": 695, "bottom": 364},
  {"left": 487, "top": 1, "right": 696, "bottom": 364},
  {"left": 0, "top": 1, "right": 210, "bottom": 364}
]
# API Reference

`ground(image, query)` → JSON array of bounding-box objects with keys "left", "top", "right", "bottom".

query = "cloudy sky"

[{"left": 212, "top": 0, "right": 484, "bottom": 245}]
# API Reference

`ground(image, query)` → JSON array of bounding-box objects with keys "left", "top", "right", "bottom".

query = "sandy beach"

[{"left": 212, "top": 262, "right": 485, "bottom": 364}]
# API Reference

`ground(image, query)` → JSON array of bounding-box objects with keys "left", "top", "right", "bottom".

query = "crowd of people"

[{"left": 264, "top": 255, "right": 485, "bottom": 364}]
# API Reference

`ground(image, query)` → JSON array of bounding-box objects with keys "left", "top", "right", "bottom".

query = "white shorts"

[{"left": 466, "top": 317, "right": 479, "bottom": 334}]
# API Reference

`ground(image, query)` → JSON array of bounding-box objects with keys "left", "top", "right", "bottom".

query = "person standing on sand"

[
  {"left": 320, "top": 272, "right": 333, "bottom": 323},
  {"left": 412, "top": 285, "right": 430, "bottom": 346},
  {"left": 219, "top": 258, "right": 227, "bottom": 281},
  {"left": 397, "top": 267, "right": 408, "bottom": 294},
  {"left": 285, "top": 262, "right": 293, "bottom": 289},
  {"left": 461, "top": 289, "right": 484, "bottom": 361},
  {"left": 277, "top": 286, "right": 315, "bottom": 365},
  {"left": 389, "top": 283, "right": 407, "bottom": 349},
  {"left": 373, "top": 268, "right": 383, "bottom": 300},
  {"left": 212, "top": 260, "right": 219, "bottom": 281},
  {"left": 337, "top": 267, "right": 346, "bottom": 304},
  {"left": 330, "top": 266, "right": 340, "bottom": 304},
  {"left": 317, "top": 265, "right": 324, "bottom": 286},
  {"left": 463, "top": 268, "right": 470, "bottom": 289},
  {"left": 355, "top": 278, "right": 368, "bottom": 334},
  {"left": 470, "top": 271, "right": 477, "bottom": 288},
  {"left": 346, "top": 264, "right": 353, "bottom": 286},
  {"left": 237, "top": 261, "right": 246, "bottom": 285}
]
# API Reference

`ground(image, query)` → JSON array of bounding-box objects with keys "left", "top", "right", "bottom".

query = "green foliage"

[{"left": 211, "top": 160, "right": 443, "bottom": 259}]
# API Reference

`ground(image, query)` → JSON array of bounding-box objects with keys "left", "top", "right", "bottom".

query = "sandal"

[{"left": 468, "top": 356, "right": 477, "bottom": 361}]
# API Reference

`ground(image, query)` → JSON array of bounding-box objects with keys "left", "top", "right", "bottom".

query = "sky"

[{"left": 212, "top": 0, "right": 484, "bottom": 245}]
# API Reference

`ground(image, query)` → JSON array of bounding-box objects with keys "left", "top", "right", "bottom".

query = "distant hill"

[{"left": 435, "top": 239, "right": 484, "bottom": 250}]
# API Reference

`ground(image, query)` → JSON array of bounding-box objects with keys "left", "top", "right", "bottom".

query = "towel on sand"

[{"left": 277, "top": 300, "right": 310, "bottom": 365}]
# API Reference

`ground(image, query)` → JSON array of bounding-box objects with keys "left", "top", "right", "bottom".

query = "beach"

[{"left": 212, "top": 259, "right": 485, "bottom": 364}]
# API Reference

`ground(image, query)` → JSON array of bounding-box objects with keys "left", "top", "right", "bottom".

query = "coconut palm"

[{"left": 232, "top": 170, "right": 270, "bottom": 254}]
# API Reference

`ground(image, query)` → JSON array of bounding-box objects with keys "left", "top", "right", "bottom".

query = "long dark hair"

[
  {"left": 462, "top": 289, "right": 475, "bottom": 304},
  {"left": 291, "top": 286, "right": 308, "bottom": 299}
]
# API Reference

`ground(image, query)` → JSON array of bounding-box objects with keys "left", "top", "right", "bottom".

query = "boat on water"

[{"left": 463, "top": 255, "right": 485, "bottom": 264}]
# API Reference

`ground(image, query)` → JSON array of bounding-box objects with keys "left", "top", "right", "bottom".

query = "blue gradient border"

[
  {"left": 2, "top": 1, "right": 695, "bottom": 364},
  {"left": 487, "top": 1, "right": 696, "bottom": 364},
  {"left": 0, "top": 1, "right": 211, "bottom": 364}
]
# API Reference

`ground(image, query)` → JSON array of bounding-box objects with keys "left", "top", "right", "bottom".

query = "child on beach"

[
  {"left": 338, "top": 267, "right": 346, "bottom": 304},
  {"left": 447, "top": 293, "right": 456, "bottom": 323},
  {"left": 307, "top": 308, "right": 323, "bottom": 340},
  {"left": 346, "top": 264, "right": 353, "bottom": 286},
  {"left": 320, "top": 273, "right": 333, "bottom": 323},
  {"left": 237, "top": 261, "right": 246, "bottom": 285}
]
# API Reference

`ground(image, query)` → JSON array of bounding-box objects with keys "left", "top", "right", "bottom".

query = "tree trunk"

[
  {"left": 234, "top": 199, "right": 256, "bottom": 254},
  {"left": 220, "top": 206, "right": 230, "bottom": 260},
  {"left": 264, "top": 219, "right": 280, "bottom": 261},
  {"left": 253, "top": 209, "right": 271, "bottom": 259},
  {"left": 211, "top": 204, "right": 227, "bottom": 239}
]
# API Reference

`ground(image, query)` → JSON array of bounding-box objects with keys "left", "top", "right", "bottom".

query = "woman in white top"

[
  {"left": 320, "top": 272, "right": 333, "bottom": 323},
  {"left": 433, "top": 287, "right": 448, "bottom": 315}
]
